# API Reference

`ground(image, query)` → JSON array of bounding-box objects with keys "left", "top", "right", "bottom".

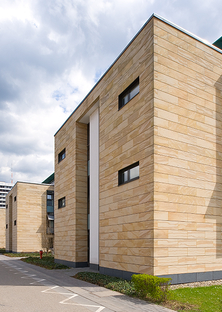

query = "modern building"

[
  {"left": 42, "top": 173, "right": 54, "bottom": 185},
  {"left": 0, "top": 182, "right": 13, "bottom": 209},
  {"left": 54, "top": 13, "right": 222, "bottom": 284},
  {"left": 5, "top": 179, "right": 54, "bottom": 252},
  {"left": 42, "top": 173, "right": 55, "bottom": 241},
  {"left": 0, "top": 182, "right": 13, "bottom": 248}
]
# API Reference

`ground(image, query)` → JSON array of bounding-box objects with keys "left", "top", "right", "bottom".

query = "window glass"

[
  {"left": 118, "top": 162, "right": 139, "bottom": 185},
  {"left": 87, "top": 160, "right": 90, "bottom": 176},
  {"left": 58, "top": 148, "right": 66, "bottom": 163},
  {"left": 130, "top": 84, "right": 139, "bottom": 100},
  {"left": 130, "top": 165, "right": 139, "bottom": 180},
  {"left": 58, "top": 197, "right": 66, "bottom": 209},
  {"left": 123, "top": 171, "right": 128, "bottom": 183},
  {"left": 47, "top": 199, "right": 53, "bottom": 206},
  {"left": 123, "top": 94, "right": 128, "bottom": 106},
  {"left": 118, "top": 77, "right": 139, "bottom": 110}
]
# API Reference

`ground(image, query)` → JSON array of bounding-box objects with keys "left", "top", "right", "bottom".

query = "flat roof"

[
  {"left": 54, "top": 13, "right": 222, "bottom": 136},
  {"left": 7, "top": 181, "right": 54, "bottom": 193}
]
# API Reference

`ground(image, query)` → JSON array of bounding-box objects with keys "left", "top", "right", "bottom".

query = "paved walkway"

[{"left": 0, "top": 255, "right": 174, "bottom": 312}]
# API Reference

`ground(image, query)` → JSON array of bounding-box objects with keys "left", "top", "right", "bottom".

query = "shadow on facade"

[{"left": 206, "top": 75, "right": 222, "bottom": 259}]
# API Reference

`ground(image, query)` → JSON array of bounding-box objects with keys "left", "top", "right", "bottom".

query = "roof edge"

[
  {"left": 54, "top": 13, "right": 155, "bottom": 136},
  {"left": 54, "top": 13, "right": 222, "bottom": 136},
  {"left": 154, "top": 13, "right": 222, "bottom": 54},
  {"left": 8, "top": 181, "right": 54, "bottom": 193}
]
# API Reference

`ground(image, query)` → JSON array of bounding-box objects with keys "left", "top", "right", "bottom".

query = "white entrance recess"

[{"left": 89, "top": 107, "right": 99, "bottom": 267}]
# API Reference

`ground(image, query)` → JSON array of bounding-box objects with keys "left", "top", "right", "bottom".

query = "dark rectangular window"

[
  {"left": 6, "top": 204, "right": 8, "bottom": 209},
  {"left": 58, "top": 197, "right": 66, "bottom": 209},
  {"left": 14, "top": 196, "right": 16, "bottom": 202},
  {"left": 14, "top": 220, "right": 16, "bottom": 226},
  {"left": 6, "top": 224, "right": 8, "bottom": 229},
  {"left": 118, "top": 162, "right": 139, "bottom": 185},
  {"left": 118, "top": 77, "right": 139, "bottom": 110},
  {"left": 47, "top": 190, "right": 54, "bottom": 213},
  {"left": 58, "top": 148, "right": 66, "bottom": 163}
]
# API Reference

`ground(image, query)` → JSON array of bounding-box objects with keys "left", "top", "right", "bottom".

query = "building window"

[
  {"left": 14, "top": 196, "right": 16, "bottom": 202},
  {"left": 58, "top": 197, "right": 66, "bottom": 209},
  {"left": 6, "top": 224, "right": 8, "bottom": 229},
  {"left": 118, "top": 77, "right": 139, "bottom": 110},
  {"left": 118, "top": 162, "right": 139, "bottom": 185},
  {"left": 14, "top": 220, "right": 16, "bottom": 226},
  {"left": 58, "top": 148, "right": 66, "bottom": 163},
  {"left": 47, "top": 190, "right": 54, "bottom": 213},
  {"left": 6, "top": 204, "right": 8, "bottom": 209}
]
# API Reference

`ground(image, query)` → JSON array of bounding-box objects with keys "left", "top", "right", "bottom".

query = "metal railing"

[{"left": 46, "top": 227, "right": 54, "bottom": 234}]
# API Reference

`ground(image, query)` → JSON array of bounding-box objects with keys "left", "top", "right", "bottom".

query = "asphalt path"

[{"left": 0, "top": 255, "right": 173, "bottom": 312}]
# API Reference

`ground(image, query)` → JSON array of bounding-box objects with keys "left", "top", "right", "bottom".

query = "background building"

[
  {"left": 6, "top": 180, "right": 54, "bottom": 252},
  {"left": 0, "top": 182, "right": 13, "bottom": 248},
  {"left": 53, "top": 13, "right": 222, "bottom": 284}
]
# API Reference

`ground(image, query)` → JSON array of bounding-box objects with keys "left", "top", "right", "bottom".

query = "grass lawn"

[
  {"left": 4, "top": 252, "right": 40, "bottom": 257},
  {"left": 74, "top": 272, "right": 222, "bottom": 312},
  {"left": 2, "top": 250, "right": 69, "bottom": 270},
  {"left": 21, "top": 255, "right": 69, "bottom": 269},
  {"left": 168, "top": 285, "right": 222, "bottom": 312}
]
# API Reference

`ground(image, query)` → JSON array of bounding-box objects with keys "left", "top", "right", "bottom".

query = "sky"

[{"left": 0, "top": 0, "right": 221, "bottom": 184}]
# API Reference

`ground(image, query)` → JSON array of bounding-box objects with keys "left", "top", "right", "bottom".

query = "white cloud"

[{"left": 0, "top": 0, "right": 221, "bottom": 183}]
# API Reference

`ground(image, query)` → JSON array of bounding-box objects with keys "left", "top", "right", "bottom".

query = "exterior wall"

[
  {"left": 153, "top": 18, "right": 222, "bottom": 282},
  {"left": 76, "top": 122, "right": 88, "bottom": 264},
  {"left": 54, "top": 18, "right": 155, "bottom": 274},
  {"left": 6, "top": 184, "right": 17, "bottom": 252},
  {"left": 99, "top": 20, "right": 154, "bottom": 276},
  {"left": 0, "top": 209, "right": 5, "bottom": 248},
  {"left": 54, "top": 118, "right": 88, "bottom": 264},
  {"left": 6, "top": 182, "right": 53, "bottom": 252},
  {"left": 0, "top": 182, "right": 13, "bottom": 209},
  {"left": 55, "top": 14, "right": 222, "bottom": 282},
  {"left": 90, "top": 108, "right": 100, "bottom": 267},
  {"left": 0, "top": 182, "right": 13, "bottom": 248}
]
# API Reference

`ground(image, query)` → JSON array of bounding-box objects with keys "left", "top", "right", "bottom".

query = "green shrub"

[
  {"left": 131, "top": 274, "right": 171, "bottom": 302},
  {"left": 21, "top": 256, "right": 69, "bottom": 269},
  {"left": 74, "top": 272, "right": 136, "bottom": 296}
]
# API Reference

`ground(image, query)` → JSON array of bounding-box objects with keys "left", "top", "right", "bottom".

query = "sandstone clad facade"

[
  {"left": 0, "top": 209, "right": 5, "bottom": 248},
  {"left": 6, "top": 182, "right": 54, "bottom": 252},
  {"left": 54, "top": 14, "right": 222, "bottom": 283}
]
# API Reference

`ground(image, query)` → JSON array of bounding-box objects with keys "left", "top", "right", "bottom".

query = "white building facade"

[{"left": 0, "top": 182, "right": 13, "bottom": 248}]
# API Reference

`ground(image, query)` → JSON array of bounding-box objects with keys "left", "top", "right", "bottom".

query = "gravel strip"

[{"left": 170, "top": 279, "right": 222, "bottom": 289}]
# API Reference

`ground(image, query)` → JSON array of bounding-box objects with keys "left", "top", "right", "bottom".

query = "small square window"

[
  {"left": 58, "top": 197, "right": 66, "bottom": 209},
  {"left": 119, "top": 77, "right": 139, "bottom": 110},
  {"left": 118, "top": 162, "right": 139, "bottom": 186},
  {"left": 58, "top": 148, "right": 66, "bottom": 163}
]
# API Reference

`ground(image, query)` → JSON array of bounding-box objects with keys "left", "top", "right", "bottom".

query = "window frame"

[
  {"left": 118, "top": 161, "right": 139, "bottom": 186},
  {"left": 58, "top": 197, "right": 66, "bottom": 209},
  {"left": 118, "top": 77, "right": 139, "bottom": 110},
  {"left": 58, "top": 148, "right": 66, "bottom": 163}
]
